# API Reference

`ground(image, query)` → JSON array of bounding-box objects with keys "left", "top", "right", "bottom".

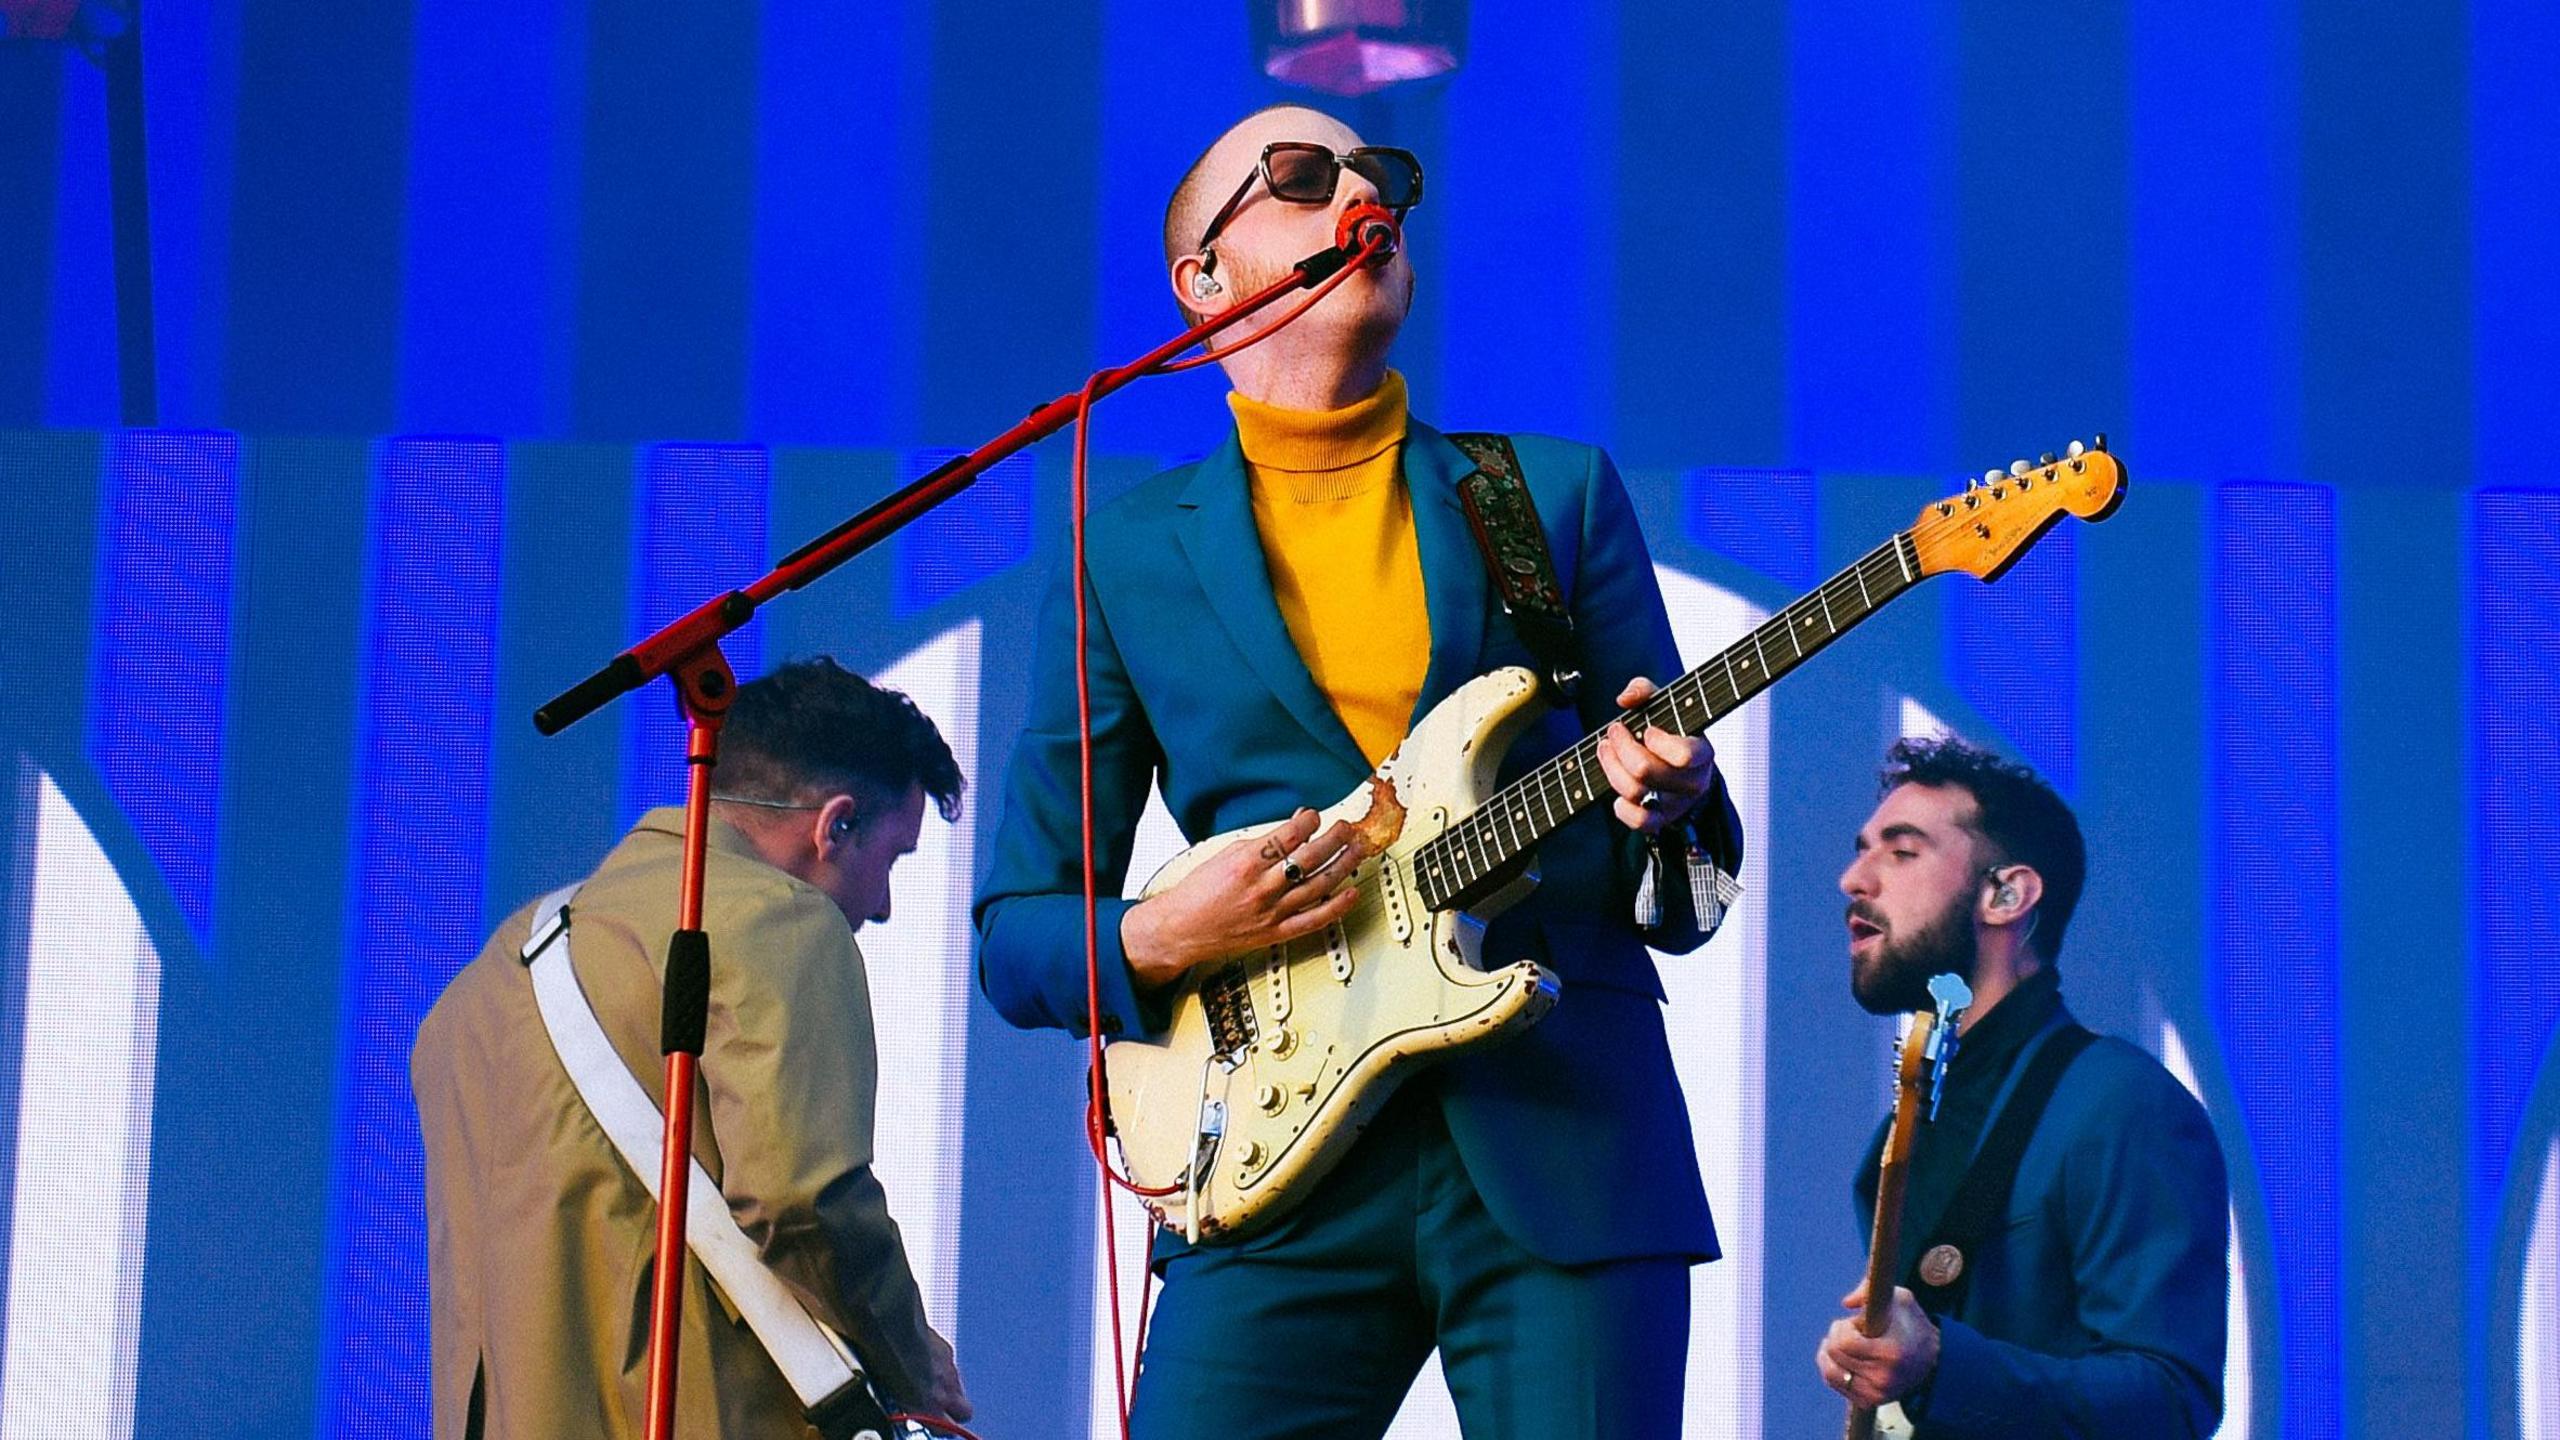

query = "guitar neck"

[
  {"left": 1413, "top": 530, "right": 1925, "bottom": 911},
  {"left": 1847, "top": 1014, "right": 1937, "bottom": 1439}
]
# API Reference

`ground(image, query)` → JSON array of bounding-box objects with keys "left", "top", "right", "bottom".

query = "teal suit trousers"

[{"left": 1128, "top": 1080, "right": 1690, "bottom": 1440}]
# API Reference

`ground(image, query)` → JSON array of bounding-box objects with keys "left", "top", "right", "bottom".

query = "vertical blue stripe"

[
  {"left": 2473, "top": 0, "right": 2560, "bottom": 469},
  {"left": 139, "top": 0, "right": 243, "bottom": 428},
  {"left": 1787, "top": 0, "right": 1959, "bottom": 472},
  {"left": 2299, "top": 5, "right": 2470, "bottom": 491},
  {"left": 1613, "top": 3, "right": 1786, "bottom": 467},
  {"left": 2471, "top": 490, "right": 2560, "bottom": 1438},
  {"left": 622, "top": 444, "right": 769, "bottom": 824},
  {"left": 222, "top": 0, "right": 414, "bottom": 433},
  {"left": 398, "top": 0, "right": 580, "bottom": 435},
  {"left": 917, "top": 3, "right": 1100, "bottom": 443},
  {"left": 2472, "top": 0, "right": 2560, "bottom": 1421},
  {"left": 0, "top": 47, "right": 64, "bottom": 425},
  {"left": 1950, "top": 0, "right": 2129, "bottom": 467},
  {"left": 88, "top": 430, "right": 237, "bottom": 945},
  {"left": 572, "top": 2, "right": 759, "bottom": 441},
  {"left": 1438, "top": 0, "right": 1620, "bottom": 441},
  {"left": 747, "top": 0, "right": 929, "bottom": 446},
  {"left": 2128, "top": 0, "right": 2302, "bottom": 481},
  {"left": 1945, "top": 530, "right": 2077, "bottom": 790},
  {"left": 43, "top": 48, "right": 119, "bottom": 427},
  {"left": 1683, "top": 467, "right": 1817, "bottom": 590},
  {"left": 315, "top": 438, "right": 503, "bottom": 1440},
  {"left": 893, "top": 449, "right": 1036, "bottom": 616},
  {"left": 2211, "top": 481, "right": 2339, "bottom": 1439}
]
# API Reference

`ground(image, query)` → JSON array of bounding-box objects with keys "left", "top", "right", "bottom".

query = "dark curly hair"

[
  {"left": 719, "top": 657, "right": 963, "bottom": 824},
  {"left": 1881, "top": 733, "right": 2085, "bottom": 963}
]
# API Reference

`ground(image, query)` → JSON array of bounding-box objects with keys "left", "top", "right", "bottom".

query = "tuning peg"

[
  {"left": 1965, "top": 475, "right": 1979, "bottom": 491},
  {"left": 2093, "top": 432, "right": 2109, "bottom": 453},
  {"left": 2065, "top": 439, "right": 2086, "bottom": 459},
  {"left": 2008, "top": 460, "right": 2031, "bottom": 478},
  {"left": 1982, "top": 468, "right": 2003, "bottom": 485},
  {"left": 2039, "top": 452, "right": 2057, "bottom": 466}
]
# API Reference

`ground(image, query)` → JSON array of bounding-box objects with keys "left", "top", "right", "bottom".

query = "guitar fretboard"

[{"left": 1411, "top": 530, "right": 1924, "bottom": 912}]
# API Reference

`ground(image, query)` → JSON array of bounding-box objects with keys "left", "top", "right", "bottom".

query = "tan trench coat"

[{"left": 413, "top": 809, "right": 938, "bottom": 1439}]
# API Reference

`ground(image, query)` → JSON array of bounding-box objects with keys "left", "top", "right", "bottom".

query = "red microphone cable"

[{"left": 1063, "top": 219, "right": 1395, "bottom": 1439}]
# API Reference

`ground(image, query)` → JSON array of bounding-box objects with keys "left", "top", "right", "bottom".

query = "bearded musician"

[{"left": 1818, "top": 735, "right": 2228, "bottom": 1438}]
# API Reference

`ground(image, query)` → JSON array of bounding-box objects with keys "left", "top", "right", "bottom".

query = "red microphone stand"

[{"left": 532, "top": 225, "right": 1392, "bottom": 1440}]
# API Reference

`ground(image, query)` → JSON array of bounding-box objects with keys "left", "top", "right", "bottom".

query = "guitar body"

[
  {"left": 1104, "top": 666, "right": 1563, "bottom": 1243},
  {"left": 1103, "top": 439, "right": 2121, "bottom": 1246}
]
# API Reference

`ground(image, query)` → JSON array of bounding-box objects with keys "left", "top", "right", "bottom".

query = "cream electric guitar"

[{"left": 1106, "top": 440, "right": 2127, "bottom": 1243}]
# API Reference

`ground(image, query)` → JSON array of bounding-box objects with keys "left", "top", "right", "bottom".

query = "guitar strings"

[{"left": 1414, "top": 534, "right": 1912, "bottom": 894}]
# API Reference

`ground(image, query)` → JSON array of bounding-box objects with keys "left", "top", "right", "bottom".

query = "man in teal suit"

[{"left": 974, "top": 106, "right": 1747, "bottom": 1437}]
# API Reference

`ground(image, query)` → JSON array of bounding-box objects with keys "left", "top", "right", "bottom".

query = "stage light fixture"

[{"left": 1252, "top": 0, "right": 1466, "bottom": 97}]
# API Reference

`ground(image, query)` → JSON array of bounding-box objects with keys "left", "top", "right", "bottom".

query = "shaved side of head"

[{"left": 1160, "top": 103, "right": 1355, "bottom": 267}]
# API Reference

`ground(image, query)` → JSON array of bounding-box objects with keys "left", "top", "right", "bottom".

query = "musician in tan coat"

[{"left": 413, "top": 657, "right": 972, "bottom": 1438}]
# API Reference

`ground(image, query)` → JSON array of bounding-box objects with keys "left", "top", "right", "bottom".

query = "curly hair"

[
  {"left": 719, "top": 657, "right": 963, "bottom": 824},
  {"left": 1881, "top": 733, "right": 2085, "bottom": 962}
]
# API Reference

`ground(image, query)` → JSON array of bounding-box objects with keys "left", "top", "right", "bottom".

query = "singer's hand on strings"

[
  {"left": 1121, "top": 808, "right": 1365, "bottom": 990},
  {"left": 1598, "top": 676, "right": 1717, "bottom": 836}
]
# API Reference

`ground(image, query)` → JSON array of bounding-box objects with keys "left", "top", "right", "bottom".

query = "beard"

[{"left": 1849, "top": 889, "right": 1979, "bottom": 1016}]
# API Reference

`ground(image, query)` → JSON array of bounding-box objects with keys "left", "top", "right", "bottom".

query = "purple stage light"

[
  {"left": 1, "top": 0, "right": 80, "bottom": 41},
  {"left": 1253, "top": 0, "right": 1467, "bottom": 97}
]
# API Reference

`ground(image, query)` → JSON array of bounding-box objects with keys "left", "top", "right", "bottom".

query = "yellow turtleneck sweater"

[{"left": 1230, "top": 371, "right": 1431, "bottom": 767}]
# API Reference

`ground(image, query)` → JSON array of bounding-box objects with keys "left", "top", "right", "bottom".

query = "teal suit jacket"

[{"left": 973, "top": 422, "right": 1742, "bottom": 1265}]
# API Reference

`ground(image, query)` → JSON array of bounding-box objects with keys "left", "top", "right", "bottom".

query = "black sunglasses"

[{"left": 1195, "top": 143, "right": 1425, "bottom": 266}]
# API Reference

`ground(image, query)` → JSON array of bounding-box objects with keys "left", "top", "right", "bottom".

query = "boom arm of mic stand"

[
  {"left": 527, "top": 231, "right": 1378, "bottom": 1440},
  {"left": 532, "top": 237, "right": 1372, "bottom": 737}
]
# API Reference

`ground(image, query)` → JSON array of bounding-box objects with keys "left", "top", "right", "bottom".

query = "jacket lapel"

[
  {"left": 1175, "top": 435, "right": 1372, "bottom": 777},
  {"left": 1403, "top": 422, "right": 1492, "bottom": 727}
]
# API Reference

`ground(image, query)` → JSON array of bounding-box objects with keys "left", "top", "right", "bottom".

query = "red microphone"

[{"left": 1335, "top": 202, "right": 1401, "bottom": 264}]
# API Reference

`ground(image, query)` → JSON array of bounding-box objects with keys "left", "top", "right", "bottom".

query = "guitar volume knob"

[{"left": 1255, "top": 1084, "right": 1285, "bottom": 1114}]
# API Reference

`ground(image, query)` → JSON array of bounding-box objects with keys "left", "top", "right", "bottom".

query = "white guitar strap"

[{"left": 518, "top": 885, "right": 890, "bottom": 1437}]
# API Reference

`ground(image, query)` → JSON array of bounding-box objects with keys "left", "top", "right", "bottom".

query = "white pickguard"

[{"left": 1102, "top": 667, "right": 1562, "bottom": 1243}]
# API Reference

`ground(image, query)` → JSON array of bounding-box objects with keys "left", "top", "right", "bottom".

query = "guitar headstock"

[
  {"left": 1920, "top": 973, "right": 1974, "bottom": 1121},
  {"left": 1909, "top": 437, "right": 2126, "bottom": 582}
]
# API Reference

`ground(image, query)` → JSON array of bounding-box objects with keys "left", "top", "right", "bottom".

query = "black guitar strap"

[
  {"left": 1444, "top": 431, "right": 1581, "bottom": 704},
  {"left": 1902, "top": 1022, "right": 2097, "bottom": 1317}
]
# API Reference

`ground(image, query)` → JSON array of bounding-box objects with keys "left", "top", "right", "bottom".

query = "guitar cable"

[{"left": 1064, "top": 237, "right": 1387, "bottom": 1439}]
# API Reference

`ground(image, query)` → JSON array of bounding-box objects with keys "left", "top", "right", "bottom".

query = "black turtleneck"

[{"left": 1853, "top": 966, "right": 2068, "bottom": 1281}]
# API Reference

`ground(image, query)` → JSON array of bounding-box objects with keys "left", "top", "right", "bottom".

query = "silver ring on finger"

[
  {"left": 1639, "top": 787, "right": 1664, "bottom": 811},
  {"left": 1281, "top": 858, "right": 1309, "bottom": 885}
]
